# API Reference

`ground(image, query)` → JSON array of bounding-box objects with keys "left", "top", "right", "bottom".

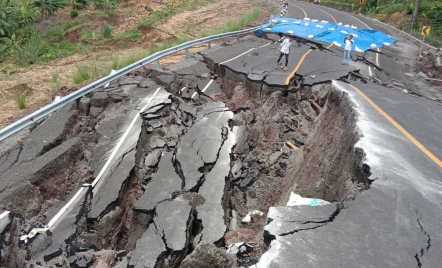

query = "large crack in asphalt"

[
  {"left": 277, "top": 205, "right": 342, "bottom": 237},
  {"left": 0, "top": 35, "right": 377, "bottom": 268},
  {"left": 411, "top": 205, "right": 432, "bottom": 268}
]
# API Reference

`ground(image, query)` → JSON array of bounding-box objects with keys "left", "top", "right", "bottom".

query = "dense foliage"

[{"left": 0, "top": 0, "right": 118, "bottom": 63}]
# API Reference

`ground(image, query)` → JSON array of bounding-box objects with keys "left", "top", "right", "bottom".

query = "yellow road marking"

[
  {"left": 285, "top": 49, "right": 312, "bottom": 85},
  {"left": 349, "top": 83, "right": 442, "bottom": 169},
  {"left": 285, "top": 43, "right": 334, "bottom": 86},
  {"left": 286, "top": 141, "right": 298, "bottom": 150}
]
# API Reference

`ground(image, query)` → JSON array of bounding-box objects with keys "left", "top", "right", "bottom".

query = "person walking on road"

[
  {"left": 276, "top": 36, "right": 295, "bottom": 71},
  {"left": 343, "top": 34, "right": 354, "bottom": 65}
]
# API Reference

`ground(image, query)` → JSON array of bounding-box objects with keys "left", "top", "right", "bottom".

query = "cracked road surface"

[{"left": 0, "top": 1, "right": 442, "bottom": 267}]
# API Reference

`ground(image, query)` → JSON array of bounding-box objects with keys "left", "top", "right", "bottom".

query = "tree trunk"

[{"left": 411, "top": 0, "right": 421, "bottom": 28}]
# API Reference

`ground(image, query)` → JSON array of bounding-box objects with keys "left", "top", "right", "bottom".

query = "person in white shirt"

[
  {"left": 276, "top": 36, "right": 295, "bottom": 71},
  {"left": 343, "top": 34, "right": 354, "bottom": 65}
]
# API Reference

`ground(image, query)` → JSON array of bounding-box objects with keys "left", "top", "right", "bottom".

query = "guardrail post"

[
  {"left": 237, "top": 35, "right": 240, "bottom": 41},
  {"left": 155, "top": 59, "right": 161, "bottom": 69},
  {"left": 223, "top": 37, "right": 227, "bottom": 45},
  {"left": 208, "top": 41, "right": 212, "bottom": 49},
  {"left": 185, "top": 48, "right": 191, "bottom": 59}
]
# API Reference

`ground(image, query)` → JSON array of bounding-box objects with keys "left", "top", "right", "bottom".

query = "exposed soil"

[{"left": 375, "top": 11, "right": 411, "bottom": 29}]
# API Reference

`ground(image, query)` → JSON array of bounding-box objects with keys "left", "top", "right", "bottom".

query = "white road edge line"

[
  {"left": 288, "top": 3, "right": 307, "bottom": 18},
  {"left": 192, "top": 79, "right": 214, "bottom": 99},
  {"left": 91, "top": 87, "right": 161, "bottom": 187},
  {"left": 0, "top": 211, "right": 10, "bottom": 219},
  {"left": 21, "top": 87, "right": 162, "bottom": 242},
  {"left": 258, "top": 42, "right": 272, "bottom": 48},
  {"left": 219, "top": 41, "right": 271, "bottom": 65},
  {"left": 376, "top": 48, "right": 380, "bottom": 66},
  {"left": 220, "top": 48, "right": 255, "bottom": 65},
  {"left": 47, "top": 187, "right": 86, "bottom": 228}
]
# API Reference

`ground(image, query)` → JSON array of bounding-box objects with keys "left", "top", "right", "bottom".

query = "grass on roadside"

[
  {"left": 14, "top": 92, "right": 28, "bottom": 109},
  {"left": 71, "top": 7, "right": 262, "bottom": 85},
  {"left": 72, "top": 65, "right": 100, "bottom": 84},
  {"left": 51, "top": 72, "right": 63, "bottom": 91},
  {"left": 135, "top": 0, "right": 216, "bottom": 31}
]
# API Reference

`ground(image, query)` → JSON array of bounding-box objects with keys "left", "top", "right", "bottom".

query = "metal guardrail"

[{"left": 0, "top": 23, "right": 269, "bottom": 141}]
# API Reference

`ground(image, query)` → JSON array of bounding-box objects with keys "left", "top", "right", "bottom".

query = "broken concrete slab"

[
  {"left": 17, "top": 102, "right": 77, "bottom": 163},
  {"left": 89, "top": 150, "right": 136, "bottom": 220},
  {"left": 155, "top": 198, "right": 193, "bottom": 252},
  {"left": 149, "top": 138, "right": 166, "bottom": 149},
  {"left": 176, "top": 102, "right": 233, "bottom": 190},
  {"left": 29, "top": 188, "right": 88, "bottom": 262},
  {"left": 130, "top": 198, "right": 193, "bottom": 268},
  {"left": 134, "top": 152, "right": 181, "bottom": 212},
  {"left": 128, "top": 221, "right": 167, "bottom": 268},
  {"left": 119, "top": 75, "right": 143, "bottom": 86},
  {"left": 197, "top": 127, "right": 236, "bottom": 244},
  {"left": 91, "top": 92, "right": 109, "bottom": 108},
  {"left": 264, "top": 204, "right": 339, "bottom": 236},
  {"left": 178, "top": 102, "right": 197, "bottom": 117},
  {"left": 144, "top": 150, "right": 162, "bottom": 168}
]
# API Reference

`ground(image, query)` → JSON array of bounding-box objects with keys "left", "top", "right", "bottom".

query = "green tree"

[
  {"left": 0, "top": 0, "right": 15, "bottom": 36},
  {"left": 32, "top": 0, "right": 68, "bottom": 19},
  {"left": 94, "top": 0, "right": 115, "bottom": 12},
  {"left": 18, "top": 0, "right": 41, "bottom": 26},
  {"left": 75, "top": 0, "right": 91, "bottom": 8}
]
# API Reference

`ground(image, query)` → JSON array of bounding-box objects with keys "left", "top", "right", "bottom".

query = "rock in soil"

[{"left": 180, "top": 243, "right": 235, "bottom": 268}]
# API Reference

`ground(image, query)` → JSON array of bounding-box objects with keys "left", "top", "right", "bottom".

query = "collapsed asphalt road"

[{"left": 1, "top": 1, "right": 442, "bottom": 268}]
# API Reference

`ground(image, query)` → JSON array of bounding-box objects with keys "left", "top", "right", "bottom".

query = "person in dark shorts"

[{"left": 275, "top": 36, "right": 295, "bottom": 71}]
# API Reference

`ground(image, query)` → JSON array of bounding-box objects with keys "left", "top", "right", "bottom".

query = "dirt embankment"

[
  {"left": 206, "top": 61, "right": 371, "bottom": 263},
  {"left": 375, "top": 11, "right": 411, "bottom": 29}
]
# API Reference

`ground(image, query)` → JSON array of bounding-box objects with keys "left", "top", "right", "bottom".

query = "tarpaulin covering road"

[{"left": 258, "top": 17, "right": 396, "bottom": 52}]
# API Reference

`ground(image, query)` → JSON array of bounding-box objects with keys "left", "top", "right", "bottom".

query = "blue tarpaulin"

[{"left": 259, "top": 17, "right": 396, "bottom": 52}]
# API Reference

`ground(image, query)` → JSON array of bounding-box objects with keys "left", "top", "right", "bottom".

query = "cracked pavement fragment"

[
  {"left": 196, "top": 125, "right": 237, "bottom": 244},
  {"left": 90, "top": 149, "right": 136, "bottom": 219},
  {"left": 264, "top": 204, "right": 340, "bottom": 236},
  {"left": 129, "top": 198, "right": 193, "bottom": 268},
  {"left": 134, "top": 152, "right": 181, "bottom": 212},
  {"left": 176, "top": 101, "right": 233, "bottom": 190}
]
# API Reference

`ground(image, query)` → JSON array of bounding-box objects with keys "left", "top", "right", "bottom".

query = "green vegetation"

[
  {"left": 0, "top": 0, "right": 120, "bottom": 63},
  {"left": 101, "top": 21, "right": 112, "bottom": 39},
  {"left": 0, "top": 0, "right": 220, "bottom": 64},
  {"left": 51, "top": 71, "right": 62, "bottom": 91},
  {"left": 135, "top": 0, "right": 216, "bottom": 29},
  {"left": 72, "top": 64, "right": 99, "bottom": 84},
  {"left": 316, "top": 0, "right": 442, "bottom": 47},
  {"left": 198, "top": 7, "right": 261, "bottom": 37},
  {"left": 70, "top": 7, "right": 262, "bottom": 85},
  {"left": 93, "top": 0, "right": 116, "bottom": 12},
  {"left": 70, "top": 9, "right": 79, "bottom": 18},
  {"left": 14, "top": 91, "right": 27, "bottom": 109}
]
